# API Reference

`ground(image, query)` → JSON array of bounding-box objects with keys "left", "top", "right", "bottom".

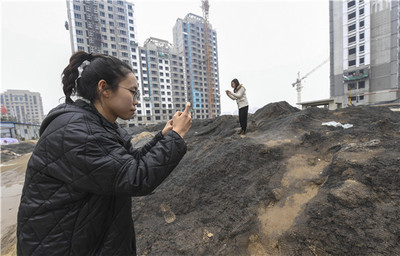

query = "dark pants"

[{"left": 239, "top": 106, "right": 248, "bottom": 132}]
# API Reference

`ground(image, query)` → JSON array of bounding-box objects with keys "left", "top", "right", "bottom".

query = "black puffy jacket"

[{"left": 17, "top": 100, "right": 187, "bottom": 255}]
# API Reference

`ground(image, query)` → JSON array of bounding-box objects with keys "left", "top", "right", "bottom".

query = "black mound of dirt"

[{"left": 131, "top": 101, "right": 400, "bottom": 255}]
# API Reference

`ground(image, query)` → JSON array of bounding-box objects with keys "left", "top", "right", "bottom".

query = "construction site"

[{"left": 2, "top": 0, "right": 400, "bottom": 255}]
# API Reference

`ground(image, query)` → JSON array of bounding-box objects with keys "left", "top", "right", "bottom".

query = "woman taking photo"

[
  {"left": 17, "top": 51, "right": 192, "bottom": 255},
  {"left": 226, "top": 78, "right": 249, "bottom": 135}
]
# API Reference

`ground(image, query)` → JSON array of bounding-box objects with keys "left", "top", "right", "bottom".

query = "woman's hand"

[
  {"left": 226, "top": 90, "right": 231, "bottom": 95},
  {"left": 162, "top": 119, "right": 173, "bottom": 136},
  {"left": 172, "top": 102, "right": 192, "bottom": 138}
]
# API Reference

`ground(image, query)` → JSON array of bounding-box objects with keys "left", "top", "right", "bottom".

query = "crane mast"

[
  {"left": 292, "top": 58, "right": 329, "bottom": 105},
  {"left": 202, "top": 0, "right": 214, "bottom": 118}
]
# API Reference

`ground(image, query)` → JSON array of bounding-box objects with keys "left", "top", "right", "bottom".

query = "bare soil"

[{"left": 2, "top": 102, "right": 400, "bottom": 255}]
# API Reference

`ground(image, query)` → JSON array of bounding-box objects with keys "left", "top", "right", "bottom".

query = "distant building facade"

[
  {"left": 66, "top": 0, "right": 141, "bottom": 86},
  {"left": 67, "top": 1, "right": 221, "bottom": 124},
  {"left": 0, "top": 122, "right": 40, "bottom": 141},
  {"left": 173, "top": 13, "right": 221, "bottom": 119},
  {"left": 329, "top": 0, "right": 400, "bottom": 107},
  {"left": 130, "top": 38, "right": 187, "bottom": 126},
  {"left": 0, "top": 90, "right": 44, "bottom": 124}
]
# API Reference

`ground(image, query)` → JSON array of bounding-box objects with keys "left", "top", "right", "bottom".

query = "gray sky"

[{"left": 1, "top": 0, "right": 330, "bottom": 115}]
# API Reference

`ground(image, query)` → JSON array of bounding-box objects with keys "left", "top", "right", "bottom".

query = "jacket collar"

[
  {"left": 234, "top": 84, "right": 242, "bottom": 93},
  {"left": 74, "top": 99, "right": 119, "bottom": 131}
]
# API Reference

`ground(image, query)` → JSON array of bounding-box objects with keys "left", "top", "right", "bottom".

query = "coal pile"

[{"left": 131, "top": 101, "right": 400, "bottom": 255}]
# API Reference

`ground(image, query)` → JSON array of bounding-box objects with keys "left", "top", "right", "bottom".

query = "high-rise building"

[
  {"left": 132, "top": 38, "right": 186, "bottom": 125},
  {"left": 173, "top": 13, "right": 221, "bottom": 119},
  {"left": 66, "top": 0, "right": 141, "bottom": 85},
  {"left": 0, "top": 90, "right": 45, "bottom": 124},
  {"left": 67, "top": 2, "right": 221, "bottom": 124},
  {"left": 330, "top": 0, "right": 400, "bottom": 107}
]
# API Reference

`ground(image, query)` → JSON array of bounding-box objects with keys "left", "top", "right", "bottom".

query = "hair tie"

[{"left": 74, "top": 60, "right": 91, "bottom": 89}]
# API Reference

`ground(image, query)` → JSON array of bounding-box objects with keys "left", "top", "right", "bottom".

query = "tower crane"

[
  {"left": 201, "top": 0, "right": 214, "bottom": 118},
  {"left": 292, "top": 58, "right": 329, "bottom": 105}
]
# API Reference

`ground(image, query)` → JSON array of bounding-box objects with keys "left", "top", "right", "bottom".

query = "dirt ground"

[
  {"left": 1, "top": 153, "right": 31, "bottom": 255},
  {"left": 135, "top": 102, "right": 400, "bottom": 255},
  {"left": 2, "top": 102, "right": 400, "bottom": 255}
]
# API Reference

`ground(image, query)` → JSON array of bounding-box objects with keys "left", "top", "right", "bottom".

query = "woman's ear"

[{"left": 97, "top": 80, "right": 112, "bottom": 98}]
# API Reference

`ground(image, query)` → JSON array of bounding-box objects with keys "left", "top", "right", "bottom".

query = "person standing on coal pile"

[
  {"left": 17, "top": 51, "right": 192, "bottom": 256},
  {"left": 226, "top": 78, "right": 249, "bottom": 135}
]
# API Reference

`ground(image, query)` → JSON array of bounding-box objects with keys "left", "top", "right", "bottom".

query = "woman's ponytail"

[
  {"left": 61, "top": 51, "right": 92, "bottom": 103},
  {"left": 61, "top": 51, "right": 132, "bottom": 104}
]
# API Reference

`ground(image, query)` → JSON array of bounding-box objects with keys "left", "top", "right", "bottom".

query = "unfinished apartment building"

[{"left": 330, "top": 0, "right": 400, "bottom": 107}]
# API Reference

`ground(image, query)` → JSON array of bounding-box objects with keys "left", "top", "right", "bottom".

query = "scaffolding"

[{"left": 202, "top": 0, "right": 214, "bottom": 118}]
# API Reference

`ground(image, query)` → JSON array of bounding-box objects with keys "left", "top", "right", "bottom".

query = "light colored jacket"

[{"left": 228, "top": 84, "right": 249, "bottom": 109}]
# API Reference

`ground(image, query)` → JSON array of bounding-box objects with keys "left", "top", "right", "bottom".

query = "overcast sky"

[{"left": 1, "top": 0, "right": 330, "bottom": 115}]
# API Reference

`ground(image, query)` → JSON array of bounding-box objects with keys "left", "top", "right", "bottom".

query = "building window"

[
  {"left": 74, "top": 13, "right": 81, "bottom": 19},
  {"left": 108, "top": 6, "right": 113, "bottom": 11},
  {"left": 348, "top": 60, "right": 356, "bottom": 66},
  {"left": 108, "top": 14, "right": 113, "bottom": 19},
  {"left": 348, "top": 12, "right": 356, "bottom": 20},
  {"left": 359, "top": 57, "right": 365, "bottom": 64},
  {"left": 358, "top": 81, "right": 365, "bottom": 89},
  {"left": 347, "top": 0, "right": 356, "bottom": 8},
  {"left": 359, "top": 45, "right": 365, "bottom": 52},
  {"left": 73, "top": 5, "right": 81, "bottom": 11},
  {"left": 77, "top": 38, "right": 84, "bottom": 43},
  {"left": 359, "top": 32, "right": 364, "bottom": 40},
  {"left": 348, "top": 47, "right": 356, "bottom": 55},
  {"left": 348, "top": 83, "right": 357, "bottom": 90},
  {"left": 76, "top": 29, "right": 83, "bottom": 35},
  {"left": 348, "top": 36, "right": 356, "bottom": 44},
  {"left": 348, "top": 24, "right": 356, "bottom": 32},
  {"left": 109, "top": 21, "right": 114, "bottom": 26},
  {"left": 360, "top": 20, "right": 364, "bottom": 28},
  {"left": 359, "top": 8, "right": 364, "bottom": 15}
]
